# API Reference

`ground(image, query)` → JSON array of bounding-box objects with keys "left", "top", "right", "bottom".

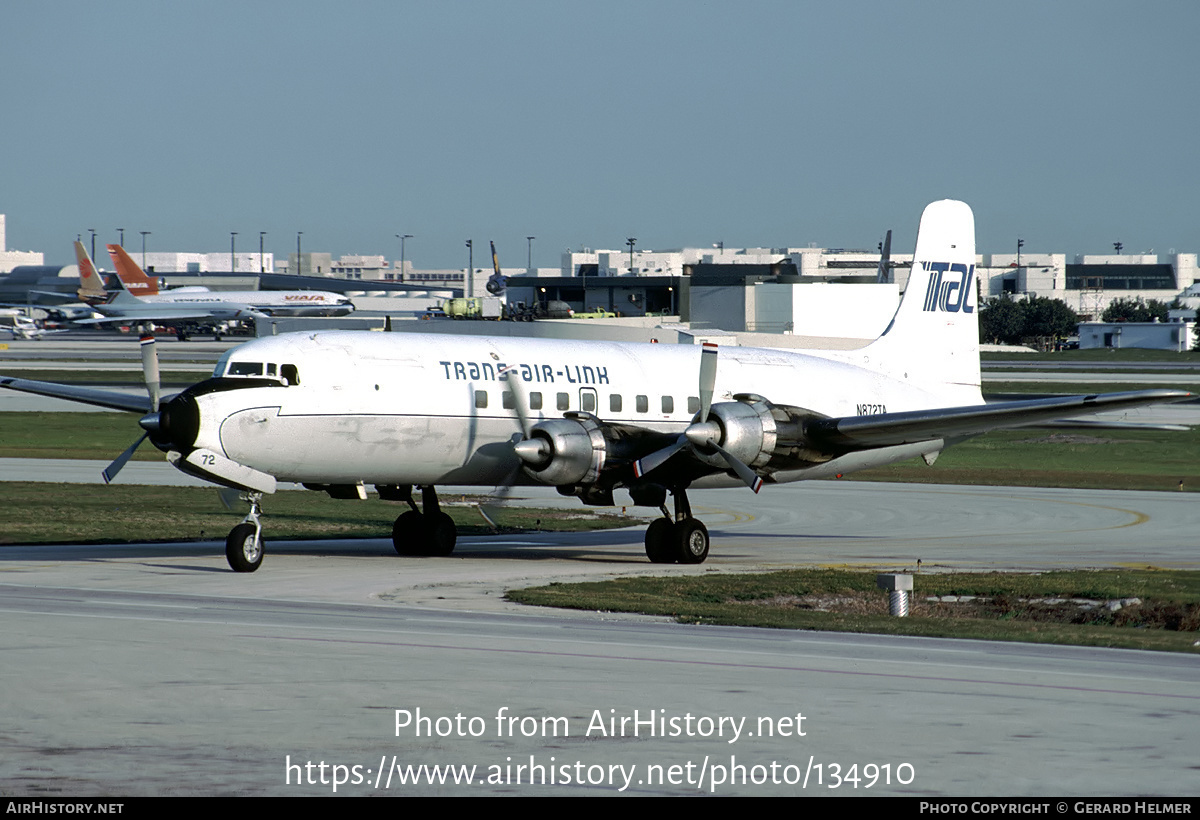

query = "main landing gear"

[
  {"left": 391, "top": 486, "right": 457, "bottom": 557},
  {"left": 644, "top": 487, "right": 709, "bottom": 565},
  {"left": 226, "top": 492, "right": 264, "bottom": 572}
]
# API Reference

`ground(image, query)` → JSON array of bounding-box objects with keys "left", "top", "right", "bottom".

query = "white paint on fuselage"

[{"left": 192, "top": 330, "right": 982, "bottom": 488}]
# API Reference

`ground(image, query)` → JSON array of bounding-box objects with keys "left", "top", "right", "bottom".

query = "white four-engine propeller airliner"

[{"left": 1, "top": 201, "right": 1190, "bottom": 572}]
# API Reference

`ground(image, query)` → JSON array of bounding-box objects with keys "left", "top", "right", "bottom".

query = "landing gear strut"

[
  {"left": 226, "top": 492, "right": 264, "bottom": 572},
  {"left": 392, "top": 486, "right": 457, "bottom": 557},
  {"left": 643, "top": 486, "right": 709, "bottom": 565}
]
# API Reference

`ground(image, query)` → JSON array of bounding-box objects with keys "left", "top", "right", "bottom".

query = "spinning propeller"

[{"left": 476, "top": 362, "right": 538, "bottom": 527}]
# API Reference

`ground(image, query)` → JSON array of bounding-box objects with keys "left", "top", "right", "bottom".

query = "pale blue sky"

[{"left": 3, "top": 1, "right": 1197, "bottom": 268}]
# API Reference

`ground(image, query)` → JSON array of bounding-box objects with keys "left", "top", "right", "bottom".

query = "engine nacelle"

[
  {"left": 693, "top": 399, "right": 777, "bottom": 471},
  {"left": 694, "top": 395, "right": 839, "bottom": 474},
  {"left": 520, "top": 412, "right": 607, "bottom": 486}
]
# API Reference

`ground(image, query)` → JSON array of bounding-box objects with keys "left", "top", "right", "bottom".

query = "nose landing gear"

[{"left": 226, "top": 493, "right": 264, "bottom": 572}]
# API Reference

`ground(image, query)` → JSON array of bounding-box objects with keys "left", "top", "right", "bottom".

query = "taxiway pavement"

[{"left": 1, "top": 481, "right": 1197, "bottom": 796}]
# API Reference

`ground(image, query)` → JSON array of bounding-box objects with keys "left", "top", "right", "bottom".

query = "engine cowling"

[
  {"left": 689, "top": 399, "right": 777, "bottom": 472},
  {"left": 517, "top": 412, "right": 608, "bottom": 486},
  {"left": 690, "top": 395, "right": 839, "bottom": 474}
]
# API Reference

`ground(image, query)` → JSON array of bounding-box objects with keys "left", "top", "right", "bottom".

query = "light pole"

[
  {"left": 88, "top": 229, "right": 96, "bottom": 261},
  {"left": 396, "top": 234, "right": 412, "bottom": 279},
  {"left": 230, "top": 232, "right": 238, "bottom": 272},
  {"left": 140, "top": 231, "right": 151, "bottom": 268},
  {"left": 259, "top": 231, "right": 267, "bottom": 272},
  {"left": 526, "top": 236, "right": 535, "bottom": 272},
  {"left": 465, "top": 240, "right": 473, "bottom": 297},
  {"left": 117, "top": 228, "right": 125, "bottom": 247},
  {"left": 296, "top": 232, "right": 303, "bottom": 275},
  {"left": 1016, "top": 238, "right": 1024, "bottom": 270},
  {"left": 626, "top": 237, "right": 636, "bottom": 273}
]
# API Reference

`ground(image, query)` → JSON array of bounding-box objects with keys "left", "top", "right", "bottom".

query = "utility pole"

[{"left": 465, "top": 240, "right": 473, "bottom": 297}]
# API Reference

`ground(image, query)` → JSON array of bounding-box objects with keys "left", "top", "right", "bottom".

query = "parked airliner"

[
  {"left": 107, "top": 244, "right": 355, "bottom": 317},
  {"left": 2, "top": 202, "right": 1189, "bottom": 571}
]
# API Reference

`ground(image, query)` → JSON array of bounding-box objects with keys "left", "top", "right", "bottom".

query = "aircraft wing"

[
  {"left": 805, "top": 390, "right": 1192, "bottom": 450},
  {"left": 0, "top": 375, "right": 152, "bottom": 413},
  {"left": 75, "top": 309, "right": 232, "bottom": 325}
]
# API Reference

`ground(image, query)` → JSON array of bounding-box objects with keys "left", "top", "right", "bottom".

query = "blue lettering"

[{"left": 922, "top": 262, "right": 975, "bottom": 314}]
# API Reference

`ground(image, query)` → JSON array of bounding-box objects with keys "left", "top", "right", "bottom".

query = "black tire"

[
  {"left": 675, "top": 518, "right": 709, "bottom": 565},
  {"left": 392, "top": 511, "right": 425, "bottom": 556},
  {"left": 426, "top": 512, "right": 457, "bottom": 556},
  {"left": 644, "top": 518, "right": 677, "bottom": 563},
  {"left": 226, "top": 523, "right": 263, "bottom": 572}
]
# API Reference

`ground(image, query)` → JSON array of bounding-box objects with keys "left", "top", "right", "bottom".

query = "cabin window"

[
  {"left": 636, "top": 395, "right": 648, "bottom": 413},
  {"left": 502, "top": 391, "right": 515, "bottom": 410},
  {"left": 529, "top": 392, "right": 543, "bottom": 410},
  {"left": 610, "top": 394, "right": 622, "bottom": 413},
  {"left": 557, "top": 392, "right": 569, "bottom": 411},
  {"left": 687, "top": 396, "right": 699, "bottom": 414},
  {"left": 661, "top": 396, "right": 674, "bottom": 414},
  {"left": 227, "top": 362, "right": 263, "bottom": 376},
  {"left": 475, "top": 390, "right": 488, "bottom": 409},
  {"left": 581, "top": 392, "right": 596, "bottom": 412}
]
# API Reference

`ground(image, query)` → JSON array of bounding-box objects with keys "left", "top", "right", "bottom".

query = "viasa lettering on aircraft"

[{"left": 1, "top": 201, "right": 1190, "bottom": 571}]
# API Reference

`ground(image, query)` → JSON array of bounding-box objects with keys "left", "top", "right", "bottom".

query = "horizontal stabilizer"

[{"left": 807, "top": 390, "right": 1192, "bottom": 450}]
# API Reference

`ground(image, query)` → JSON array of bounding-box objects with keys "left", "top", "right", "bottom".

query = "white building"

[
  {"left": 1078, "top": 320, "right": 1195, "bottom": 352},
  {"left": 0, "top": 216, "right": 44, "bottom": 273}
]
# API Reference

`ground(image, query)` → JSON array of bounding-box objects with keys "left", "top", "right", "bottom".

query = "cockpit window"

[
  {"left": 281, "top": 364, "right": 300, "bottom": 385},
  {"left": 227, "top": 362, "right": 264, "bottom": 376}
]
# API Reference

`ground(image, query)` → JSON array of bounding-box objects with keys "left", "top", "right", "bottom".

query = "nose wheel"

[{"left": 225, "top": 493, "right": 264, "bottom": 572}]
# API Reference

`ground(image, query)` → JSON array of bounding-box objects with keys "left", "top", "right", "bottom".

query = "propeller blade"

[
  {"left": 698, "top": 342, "right": 718, "bottom": 422},
  {"left": 217, "top": 488, "right": 246, "bottom": 511},
  {"left": 500, "top": 364, "right": 533, "bottom": 437},
  {"left": 712, "top": 443, "right": 764, "bottom": 493},
  {"left": 478, "top": 464, "right": 523, "bottom": 529},
  {"left": 102, "top": 432, "right": 149, "bottom": 484},
  {"left": 632, "top": 434, "right": 688, "bottom": 479},
  {"left": 139, "top": 333, "right": 160, "bottom": 410}
]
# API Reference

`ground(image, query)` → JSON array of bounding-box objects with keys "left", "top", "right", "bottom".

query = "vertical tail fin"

[
  {"left": 106, "top": 244, "right": 159, "bottom": 295},
  {"left": 866, "top": 200, "right": 980, "bottom": 397},
  {"left": 73, "top": 241, "right": 109, "bottom": 303}
]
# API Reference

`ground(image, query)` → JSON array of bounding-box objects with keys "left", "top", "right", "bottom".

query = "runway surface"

[{"left": 1, "top": 480, "right": 1197, "bottom": 796}]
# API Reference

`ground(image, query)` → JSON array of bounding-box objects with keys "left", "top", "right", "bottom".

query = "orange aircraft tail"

[{"left": 106, "top": 244, "right": 160, "bottom": 295}]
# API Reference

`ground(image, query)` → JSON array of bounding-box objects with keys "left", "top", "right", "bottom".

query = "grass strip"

[
  {"left": 507, "top": 568, "right": 1200, "bottom": 653},
  {"left": 0, "top": 482, "right": 629, "bottom": 545}
]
